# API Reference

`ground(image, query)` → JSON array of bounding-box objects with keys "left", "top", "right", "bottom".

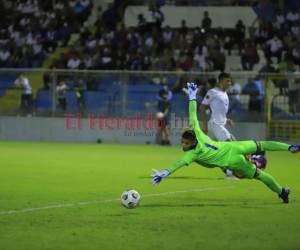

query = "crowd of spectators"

[
  {"left": 0, "top": 0, "right": 92, "bottom": 68},
  {"left": 50, "top": 0, "right": 300, "bottom": 79},
  {"left": 1, "top": 0, "right": 300, "bottom": 75}
]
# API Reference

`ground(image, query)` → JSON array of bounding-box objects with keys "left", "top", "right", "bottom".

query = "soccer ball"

[
  {"left": 120, "top": 190, "right": 141, "bottom": 208},
  {"left": 247, "top": 155, "right": 267, "bottom": 170},
  {"left": 156, "top": 112, "right": 164, "bottom": 119}
]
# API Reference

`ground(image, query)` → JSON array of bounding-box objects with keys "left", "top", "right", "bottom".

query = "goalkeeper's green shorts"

[{"left": 225, "top": 141, "right": 258, "bottom": 179}]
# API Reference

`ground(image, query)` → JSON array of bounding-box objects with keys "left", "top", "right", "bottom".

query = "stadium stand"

[{"left": 0, "top": 0, "right": 299, "bottom": 121}]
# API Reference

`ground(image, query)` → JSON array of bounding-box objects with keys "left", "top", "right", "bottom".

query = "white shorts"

[{"left": 208, "top": 121, "right": 234, "bottom": 141}]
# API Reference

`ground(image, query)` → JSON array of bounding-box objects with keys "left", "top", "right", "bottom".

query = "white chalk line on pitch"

[{"left": 0, "top": 185, "right": 235, "bottom": 216}]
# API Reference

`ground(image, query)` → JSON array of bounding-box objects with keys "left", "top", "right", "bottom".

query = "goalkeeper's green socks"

[
  {"left": 260, "top": 141, "right": 289, "bottom": 151},
  {"left": 256, "top": 171, "right": 282, "bottom": 194}
]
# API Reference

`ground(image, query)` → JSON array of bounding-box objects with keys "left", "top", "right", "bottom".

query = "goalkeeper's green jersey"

[{"left": 167, "top": 100, "right": 234, "bottom": 174}]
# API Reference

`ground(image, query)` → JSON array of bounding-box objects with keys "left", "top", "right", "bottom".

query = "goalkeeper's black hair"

[
  {"left": 182, "top": 130, "right": 197, "bottom": 149},
  {"left": 182, "top": 130, "right": 196, "bottom": 141}
]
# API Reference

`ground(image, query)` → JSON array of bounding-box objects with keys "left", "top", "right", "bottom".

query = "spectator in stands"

[
  {"left": 43, "top": 26, "right": 58, "bottom": 53},
  {"left": 273, "top": 8, "right": 285, "bottom": 30},
  {"left": 227, "top": 80, "right": 241, "bottom": 114},
  {"left": 234, "top": 19, "right": 246, "bottom": 55},
  {"left": 285, "top": 61, "right": 299, "bottom": 115},
  {"left": 224, "top": 19, "right": 245, "bottom": 56},
  {"left": 241, "top": 39, "right": 259, "bottom": 70},
  {"left": 102, "top": 3, "right": 118, "bottom": 30},
  {"left": 56, "top": 80, "right": 68, "bottom": 111},
  {"left": 286, "top": 8, "right": 300, "bottom": 25},
  {"left": 193, "top": 48, "right": 207, "bottom": 72},
  {"left": 57, "top": 17, "right": 72, "bottom": 46},
  {"left": 0, "top": 45, "right": 11, "bottom": 67},
  {"left": 265, "top": 35, "right": 283, "bottom": 63},
  {"left": 179, "top": 19, "right": 188, "bottom": 38},
  {"left": 210, "top": 45, "right": 226, "bottom": 72},
  {"left": 193, "top": 41, "right": 209, "bottom": 71},
  {"left": 74, "top": 78, "right": 87, "bottom": 111},
  {"left": 137, "top": 13, "right": 147, "bottom": 34},
  {"left": 178, "top": 51, "right": 194, "bottom": 71},
  {"left": 254, "top": 22, "right": 269, "bottom": 47},
  {"left": 161, "top": 26, "right": 173, "bottom": 50},
  {"left": 201, "top": 11, "right": 212, "bottom": 31},
  {"left": 289, "top": 23, "right": 300, "bottom": 38},
  {"left": 84, "top": 33, "right": 97, "bottom": 54},
  {"left": 258, "top": 59, "right": 277, "bottom": 75},
  {"left": 157, "top": 88, "right": 171, "bottom": 145},
  {"left": 14, "top": 73, "right": 32, "bottom": 115},
  {"left": 276, "top": 54, "right": 292, "bottom": 95},
  {"left": 242, "top": 77, "right": 264, "bottom": 113},
  {"left": 42, "top": 73, "right": 51, "bottom": 90},
  {"left": 143, "top": 2, "right": 164, "bottom": 33},
  {"left": 292, "top": 44, "right": 300, "bottom": 66},
  {"left": 67, "top": 54, "right": 81, "bottom": 69}
]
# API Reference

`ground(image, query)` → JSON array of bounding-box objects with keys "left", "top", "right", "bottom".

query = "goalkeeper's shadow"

[
  {"left": 141, "top": 200, "right": 282, "bottom": 209},
  {"left": 139, "top": 176, "right": 224, "bottom": 180}
]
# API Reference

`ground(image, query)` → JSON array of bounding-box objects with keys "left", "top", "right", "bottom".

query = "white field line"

[{"left": 0, "top": 185, "right": 234, "bottom": 216}]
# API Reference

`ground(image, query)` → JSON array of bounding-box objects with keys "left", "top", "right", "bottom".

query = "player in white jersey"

[
  {"left": 200, "top": 72, "right": 234, "bottom": 141},
  {"left": 200, "top": 72, "right": 236, "bottom": 178}
]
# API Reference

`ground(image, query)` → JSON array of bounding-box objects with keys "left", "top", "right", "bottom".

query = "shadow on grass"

[
  {"left": 140, "top": 200, "right": 282, "bottom": 209},
  {"left": 139, "top": 176, "right": 224, "bottom": 180}
]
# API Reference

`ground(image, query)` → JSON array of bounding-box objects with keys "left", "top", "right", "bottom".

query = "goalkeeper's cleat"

[
  {"left": 288, "top": 144, "right": 300, "bottom": 153},
  {"left": 278, "top": 187, "right": 290, "bottom": 203}
]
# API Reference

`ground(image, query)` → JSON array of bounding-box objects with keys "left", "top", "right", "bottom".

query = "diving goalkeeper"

[{"left": 151, "top": 82, "right": 300, "bottom": 203}]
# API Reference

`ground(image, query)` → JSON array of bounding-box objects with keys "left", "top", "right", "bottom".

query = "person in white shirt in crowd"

[
  {"left": 162, "top": 26, "right": 173, "bottom": 48},
  {"left": 143, "top": 2, "right": 164, "bottom": 32},
  {"left": 286, "top": 8, "right": 300, "bottom": 24},
  {"left": 14, "top": 73, "right": 32, "bottom": 115},
  {"left": 199, "top": 72, "right": 236, "bottom": 178},
  {"left": 265, "top": 35, "right": 283, "bottom": 63},
  {"left": 273, "top": 9, "right": 285, "bottom": 29},
  {"left": 56, "top": 80, "right": 68, "bottom": 111},
  {"left": 67, "top": 54, "right": 81, "bottom": 69},
  {"left": 0, "top": 45, "right": 11, "bottom": 67},
  {"left": 292, "top": 45, "right": 300, "bottom": 66}
]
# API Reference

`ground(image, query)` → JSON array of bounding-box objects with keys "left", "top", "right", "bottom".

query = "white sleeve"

[
  {"left": 201, "top": 90, "right": 213, "bottom": 106},
  {"left": 14, "top": 79, "right": 19, "bottom": 86}
]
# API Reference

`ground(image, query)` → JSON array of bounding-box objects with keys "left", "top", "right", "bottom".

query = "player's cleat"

[
  {"left": 278, "top": 187, "right": 290, "bottom": 203},
  {"left": 288, "top": 144, "right": 300, "bottom": 153}
]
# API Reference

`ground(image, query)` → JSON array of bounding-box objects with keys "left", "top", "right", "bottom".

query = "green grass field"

[{"left": 0, "top": 141, "right": 300, "bottom": 250}]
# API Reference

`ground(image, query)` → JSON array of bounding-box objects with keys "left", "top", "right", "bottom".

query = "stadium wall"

[
  {"left": 0, "top": 117, "right": 266, "bottom": 144},
  {"left": 124, "top": 6, "right": 257, "bottom": 28}
]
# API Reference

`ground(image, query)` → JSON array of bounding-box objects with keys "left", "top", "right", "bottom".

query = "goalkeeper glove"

[
  {"left": 151, "top": 169, "right": 170, "bottom": 186},
  {"left": 186, "top": 82, "right": 198, "bottom": 100}
]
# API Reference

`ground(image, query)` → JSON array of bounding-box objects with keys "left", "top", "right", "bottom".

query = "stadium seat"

[
  {"left": 35, "top": 90, "right": 53, "bottom": 110},
  {"left": 0, "top": 73, "right": 18, "bottom": 97},
  {"left": 97, "top": 81, "right": 122, "bottom": 96},
  {"left": 127, "top": 84, "right": 161, "bottom": 93},
  {"left": 171, "top": 93, "right": 188, "bottom": 117},
  {"left": 83, "top": 91, "right": 111, "bottom": 114},
  {"left": 126, "top": 92, "right": 157, "bottom": 114},
  {"left": 65, "top": 91, "right": 79, "bottom": 113}
]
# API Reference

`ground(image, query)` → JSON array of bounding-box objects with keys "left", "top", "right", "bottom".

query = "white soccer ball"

[
  {"left": 156, "top": 112, "right": 164, "bottom": 119},
  {"left": 120, "top": 190, "right": 141, "bottom": 208}
]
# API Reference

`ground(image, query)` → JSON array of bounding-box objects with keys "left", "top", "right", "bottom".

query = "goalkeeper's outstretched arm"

[
  {"left": 188, "top": 93, "right": 211, "bottom": 148},
  {"left": 151, "top": 82, "right": 200, "bottom": 186}
]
